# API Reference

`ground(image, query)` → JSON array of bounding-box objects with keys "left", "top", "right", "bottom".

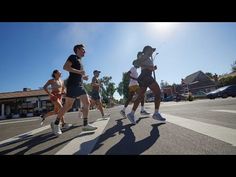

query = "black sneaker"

[{"left": 40, "top": 115, "right": 45, "bottom": 125}]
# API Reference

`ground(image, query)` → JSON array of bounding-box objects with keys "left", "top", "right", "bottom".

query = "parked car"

[
  {"left": 192, "top": 91, "right": 207, "bottom": 99},
  {"left": 146, "top": 97, "right": 155, "bottom": 102},
  {"left": 162, "top": 95, "right": 174, "bottom": 102},
  {"left": 206, "top": 85, "right": 236, "bottom": 99}
]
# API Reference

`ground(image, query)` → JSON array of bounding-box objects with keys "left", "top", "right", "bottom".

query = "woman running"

[
  {"left": 126, "top": 46, "right": 166, "bottom": 124},
  {"left": 42, "top": 69, "right": 71, "bottom": 129}
]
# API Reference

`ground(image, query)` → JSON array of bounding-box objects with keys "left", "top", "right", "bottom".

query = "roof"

[
  {"left": 0, "top": 89, "right": 48, "bottom": 100},
  {"left": 184, "top": 70, "right": 214, "bottom": 84}
]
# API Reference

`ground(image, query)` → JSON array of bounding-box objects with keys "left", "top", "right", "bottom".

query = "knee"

[
  {"left": 54, "top": 109, "right": 59, "bottom": 113},
  {"left": 154, "top": 93, "right": 161, "bottom": 100},
  {"left": 83, "top": 100, "right": 90, "bottom": 110}
]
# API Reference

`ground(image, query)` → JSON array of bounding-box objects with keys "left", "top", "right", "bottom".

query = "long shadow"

[
  {"left": 0, "top": 125, "right": 81, "bottom": 155},
  {"left": 33, "top": 131, "right": 94, "bottom": 155},
  {"left": 105, "top": 123, "right": 165, "bottom": 155},
  {"left": 91, "top": 116, "right": 150, "bottom": 154},
  {"left": 0, "top": 134, "right": 34, "bottom": 148},
  {"left": 136, "top": 116, "right": 150, "bottom": 124},
  {"left": 91, "top": 117, "right": 127, "bottom": 153}
]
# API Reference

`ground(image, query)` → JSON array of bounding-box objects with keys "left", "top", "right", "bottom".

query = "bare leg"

[
  {"left": 131, "top": 87, "right": 147, "bottom": 112},
  {"left": 148, "top": 81, "right": 161, "bottom": 112},
  {"left": 95, "top": 100, "right": 105, "bottom": 116},
  {"left": 55, "top": 97, "right": 75, "bottom": 124},
  {"left": 124, "top": 91, "right": 135, "bottom": 108},
  {"left": 80, "top": 94, "right": 90, "bottom": 120}
]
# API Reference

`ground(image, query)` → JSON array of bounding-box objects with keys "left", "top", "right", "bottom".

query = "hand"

[
  {"left": 78, "top": 70, "right": 85, "bottom": 75},
  {"left": 49, "top": 93, "right": 55, "bottom": 97},
  {"left": 83, "top": 75, "right": 89, "bottom": 81}
]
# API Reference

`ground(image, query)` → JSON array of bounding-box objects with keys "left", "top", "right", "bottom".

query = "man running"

[
  {"left": 120, "top": 52, "right": 150, "bottom": 118},
  {"left": 50, "top": 44, "right": 97, "bottom": 136},
  {"left": 127, "top": 46, "right": 166, "bottom": 124},
  {"left": 90, "top": 70, "right": 110, "bottom": 119}
]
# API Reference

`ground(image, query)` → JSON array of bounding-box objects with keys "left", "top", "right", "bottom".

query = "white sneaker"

[
  {"left": 127, "top": 113, "right": 136, "bottom": 124},
  {"left": 61, "top": 123, "right": 73, "bottom": 130},
  {"left": 152, "top": 112, "right": 166, "bottom": 122},
  {"left": 82, "top": 124, "right": 97, "bottom": 131},
  {"left": 120, "top": 110, "right": 126, "bottom": 118},
  {"left": 51, "top": 122, "right": 62, "bottom": 136}
]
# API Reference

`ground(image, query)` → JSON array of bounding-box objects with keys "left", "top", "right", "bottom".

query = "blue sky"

[{"left": 0, "top": 22, "right": 236, "bottom": 99}]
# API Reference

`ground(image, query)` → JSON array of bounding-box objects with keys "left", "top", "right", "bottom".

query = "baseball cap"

[
  {"left": 142, "top": 45, "right": 156, "bottom": 53},
  {"left": 93, "top": 70, "right": 101, "bottom": 74}
]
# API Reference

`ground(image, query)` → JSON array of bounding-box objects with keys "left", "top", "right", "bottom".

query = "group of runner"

[
  {"left": 120, "top": 45, "right": 166, "bottom": 124},
  {"left": 42, "top": 44, "right": 109, "bottom": 136},
  {"left": 42, "top": 44, "right": 165, "bottom": 136}
]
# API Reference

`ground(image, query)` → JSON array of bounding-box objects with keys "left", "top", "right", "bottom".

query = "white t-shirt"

[{"left": 129, "top": 67, "right": 139, "bottom": 87}]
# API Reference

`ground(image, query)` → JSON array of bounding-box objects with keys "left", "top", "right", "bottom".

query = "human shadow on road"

[
  {"left": 105, "top": 123, "right": 165, "bottom": 155},
  {"left": 90, "top": 116, "right": 150, "bottom": 154},
  {"left": 0, "top": 125, "right": 81, "bottom": 155},
  {"left": 91, "top": 118, "right": 127, "bottom": 153},
  {"left": 33, "top": 131, "right": 94, "bottom": 155}
]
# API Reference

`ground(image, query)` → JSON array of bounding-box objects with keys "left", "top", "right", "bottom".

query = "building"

[
  {"left": 0, "top": 88, "right": 80, "bottom": 119},
  {"left": 181, "top": 70, "right": 216, "bottom": 94}
]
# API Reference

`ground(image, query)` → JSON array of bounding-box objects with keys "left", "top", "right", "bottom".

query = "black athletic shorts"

[
  {"left": 66, "top": 84, "right": 87, "bottom": 98},
  {"left": 91, "top": 90, "right": 101, "bottom": 101},
  {"left": 138, "top": 69, "right": 156, "bottom": 88}
]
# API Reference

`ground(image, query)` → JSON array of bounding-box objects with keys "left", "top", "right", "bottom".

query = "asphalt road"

[{"left": 0, "top": 97, "right": 236, "bottom": 155}]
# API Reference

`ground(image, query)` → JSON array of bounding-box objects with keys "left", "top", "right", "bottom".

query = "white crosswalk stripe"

[
  {"left": 211, "top": 110, "right": 236, "bottom": 114},
  {"left": 162, "top": 113, "right": 236, "bottom": 146},
  {"left": 0, "top": 125, "right": 50, "bottom": 147},
  {"left": 56, "top": 118, "right": 110, "bottom": 155},
  {"left": 0, "top": 118, "right": 40, "bottom": 125}
]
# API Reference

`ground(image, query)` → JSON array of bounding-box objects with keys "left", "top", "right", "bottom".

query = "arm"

[
  {"left": 43, "top": 80, "right": 53, "bottom": 96},
  {"left": 91, "top": 77, "right": 100, "bottom": 87},
  {"left": 141, "top": 65, "right": 157, "bottom": 71},
  {"left": 127, "top": 71, "right": 137, "bottom": 80},
  {"left": 61, "top": 80, "right": 66, "bottom": 94},
  {"left": 82, "top": 75, "right": 89, "bottom": 81},
  {"left": 63, "top": 60, "right": 85, "bottom": 76}
]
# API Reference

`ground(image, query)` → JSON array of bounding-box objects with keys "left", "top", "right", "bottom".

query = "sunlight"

[{"left": 146, "top": 22, "right": 179, "bottom": 39}]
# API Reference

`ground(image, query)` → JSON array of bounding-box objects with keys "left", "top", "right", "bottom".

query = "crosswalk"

[
  {"left": 0, "top": 109, "right": 235, "bottom": 154},
  {"left": 163, "top": 113, "right": 236, "bottom": 146},
  {"left": 56, "top": 118, "right": 110, "bottom": 155},
  {"left": 211, "top": 110, "right": 236, "bottom": 114}
]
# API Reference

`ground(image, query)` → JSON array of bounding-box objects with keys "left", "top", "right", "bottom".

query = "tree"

[
  {"left": 205, "top": 72, "right": 214, "bottom": 79},
  {"left": 218, "top": 75, "right": 236, "bottom": 87},
  {"left": 100, "top": 76, "right": 116, "bottom": 105},
  {"left": 83, "top": 83, "right": 92, "bottom": 94},
  {"left": 231, "top": 60, "right": 236, "bottom": 72},
  {"left": 107, "top": 82, "right": 116, "bottom": 99},
  {"left": 160, "top": 80, "right": 170, "bottom": 89},
  {"left": 117, "top": 72, "right": 130, "bottom": 101}
]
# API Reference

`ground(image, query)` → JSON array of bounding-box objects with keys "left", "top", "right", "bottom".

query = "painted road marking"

[
  {"left": 163, "top": 113, "right": 236, "bottom": 146},
  {"left": 56, "top": 118, "right": 110, "bottom": 155}
]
